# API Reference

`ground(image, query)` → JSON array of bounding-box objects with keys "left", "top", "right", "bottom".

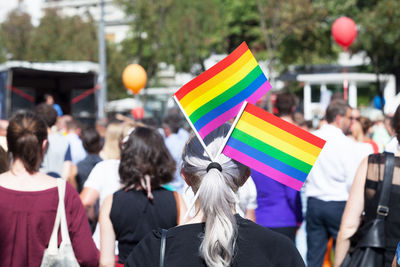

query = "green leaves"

[
  {"left": 116, "top": 0, "right": 227, "bottom": 76},
  {"left": 0, "top": 10, "right": 33, "bottom": 60},
  {"left": 354, "top": 0, "right": 400, "bottom": 76},
  {"left": 27, "top": 9, "right": 98, "bottom": 61}
]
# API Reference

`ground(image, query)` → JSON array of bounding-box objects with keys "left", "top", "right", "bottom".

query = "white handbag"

[{"left": 40, "top": 179, "right": 80, "bottom": 267}]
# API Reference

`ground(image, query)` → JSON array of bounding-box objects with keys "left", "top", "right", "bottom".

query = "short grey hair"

[{"left": 325, "top": 99, "right": 350, "bottom": 123}]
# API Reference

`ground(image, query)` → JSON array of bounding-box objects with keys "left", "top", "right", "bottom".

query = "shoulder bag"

[
  {"left": 40, "top": 179, "right": 80, "bottom": 267},
  {"left": 340, "top": 152, "right": 395, "bottom": 267}
]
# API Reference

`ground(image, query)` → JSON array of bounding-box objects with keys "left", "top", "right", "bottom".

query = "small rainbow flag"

[
  {"left": 222, "top": 102, "right": 326, "bottom": 191},
  {"left": 174, "top": 42, "right": 271, "bottom": 139}
]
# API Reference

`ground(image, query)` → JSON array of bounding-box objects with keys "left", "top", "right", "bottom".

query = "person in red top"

[{"left": 0, "top": 111, "right": 98, "bottom": 267}]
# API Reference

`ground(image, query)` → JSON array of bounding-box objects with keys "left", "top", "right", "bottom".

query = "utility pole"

[{"left": 98, "top": 0, "right": 107, "bottom": 119}]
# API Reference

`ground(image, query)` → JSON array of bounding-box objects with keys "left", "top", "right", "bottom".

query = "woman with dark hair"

[
  {"left": 70, "top": 127, "right": 103, "bottom": 193},
  {"left": 335, "top": 105, "right": 400, "bottom": 267},
  {"left": 351, "top": 116, "right": 379, "bottom": 153},
  {"left": 99, "top": 126, "right": 187, "bottom": 266},
  {"left": 0, "top": 111, "right": 98, "bottom": 266},
  {"left": 125, "top": 124, "right": 305, "bottom": 267}
]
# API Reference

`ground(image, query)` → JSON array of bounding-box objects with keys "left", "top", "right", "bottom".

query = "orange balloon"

[{"left": 122, "top": 64, "right": 147, "bottom": 94}]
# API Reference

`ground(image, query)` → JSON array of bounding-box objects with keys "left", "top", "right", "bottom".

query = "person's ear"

[
  {"left": 181, "top": 169, "right": 191, "bottom": 186},
  {"left": 333, "top": 114, "right": 342, "bottom": 126},
  {"left": 42, "top": 139, "right": 48, "bottom": 153},
  {"left": 163, "top": 126, "right": 171, "bottom": 138}
]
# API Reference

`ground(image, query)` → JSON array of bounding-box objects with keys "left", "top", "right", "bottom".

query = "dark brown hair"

[
  {"left": 162, "top": 113, "right": 182, "bottom": 134},
  {"left": 81, "top": 128, "right": 102, "bottom": 154},
  {"left": 275, "top": 92, "right": 296, "bottom": 116},
  {"left": 34, "top": 103, "right": 58, "bottom": 127},
  {"left": 7, "top": 111, "right": 48, "bottom": 173},
  {"left": 118, "top": 126, "right": 175, "bottom": 189},
  {"left": 359, "top": 116, "right": 373, "bottom": 135}
]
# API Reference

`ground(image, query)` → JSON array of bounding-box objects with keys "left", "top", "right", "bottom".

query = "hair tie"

[{"left": 206, "top": 162, "right": 222, "bottom": 172}]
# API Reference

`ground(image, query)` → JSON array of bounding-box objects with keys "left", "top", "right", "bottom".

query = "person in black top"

[
  {"left": 74, "top": 128, "right": 103, "bottom": 193},
  {"left": 99, "top": 126, "right": 187, "bottom": 265},
  {"left": 335, "top": 105, "right": 400, "bottom": 267},
  {"left": 126, "top": 124, "right": 305, "bottom": 267},
  {"left": 68, "top": 128, "right": 103, "bottom": 233}
]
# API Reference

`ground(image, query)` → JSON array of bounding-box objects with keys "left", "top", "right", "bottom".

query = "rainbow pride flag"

[
  {"left": 222, "top": 102, "right": 326, "bottom": 191},
  {"left": 174, "top": 42, "right": 271, "bottom": 139}
]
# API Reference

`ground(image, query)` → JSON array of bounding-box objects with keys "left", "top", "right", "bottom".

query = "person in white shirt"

[
  {"left": 162, "top": 113, "right": 190, "bottom": 193},
  {"left": 34, "top": 103, "right": 71, "bottom": 179},
  {"left": 81, "top": 159, "right": 121, "bottom": 249},
  {"left": 65, "top": 119, "right": 87, "bottom": 164},
  {"left": 305, "top": 99, "right": 373, "bottom": 267},
  {"left": 237, "top": 176, "right": 257, "bottom": 221}
]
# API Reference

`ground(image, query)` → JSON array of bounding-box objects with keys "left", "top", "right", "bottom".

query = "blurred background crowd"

[{"left": 1, "top": 0, "right": 400, "bottom": 266}]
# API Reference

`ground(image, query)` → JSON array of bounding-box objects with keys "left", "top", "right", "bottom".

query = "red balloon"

[
  {"left": 131, "top": 106, "right": 144, "bottom": 120},
  {"left": 332, "top": 17, "right": 357, "bottom": 50}
]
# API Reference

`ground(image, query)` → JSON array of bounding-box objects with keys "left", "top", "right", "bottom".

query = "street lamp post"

[{"left": 98, "top": 0, "right": 107, "bottom": 119}]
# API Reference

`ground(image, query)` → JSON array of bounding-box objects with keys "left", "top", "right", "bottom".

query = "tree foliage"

[
  {"left": 116, "top": 0, "right": 226, "bottom": 78},
  {"left": 353, "top": 0, "right": 400, "bottom": 89},
  {"left": 26, "top": 9, "right": 98, "bottom": 61},
  {"left": 225, "top": 0, "right": 338, "bottom": 72},
  {"left": 107, "top": 42, "right": 131, "bottom": 100},
  {"left": 116, "top": 0, "right": 341, "bottom": 78},
  {"left": 0, "top": 10, "right": 33, "bottom": 60}
]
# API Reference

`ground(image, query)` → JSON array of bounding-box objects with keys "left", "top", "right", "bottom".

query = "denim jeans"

[{"left": 306, "top": 197, "right": 346, "bottom": 267}]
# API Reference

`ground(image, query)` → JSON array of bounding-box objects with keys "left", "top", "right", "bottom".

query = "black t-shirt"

[
  {"left": 111, "top": 187, "right": 178, "bottom": 263},
  {"left": 125, "top": 214, "right": 305, "bottom": 267},
  {"left": 76, "top": 154, "right": 102, "bottom": 193}
]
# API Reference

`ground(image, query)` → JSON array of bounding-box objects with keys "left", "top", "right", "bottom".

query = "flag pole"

[
  {"left": 173, "top": 95, "right": 215, "bottom": 161},
  {"left": 215, "top": 101, "right": 248, "bottom": 158},
  {"left": 182, "top": 188, "right": 200, "bottom": 221}
]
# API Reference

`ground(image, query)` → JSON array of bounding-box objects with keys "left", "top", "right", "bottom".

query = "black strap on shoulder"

[
  {"left": 376, "top": 152, "right": 395, "bottom": 219},
  {"left": 159, "top": 228, "right": 167, "bottom": 267}
]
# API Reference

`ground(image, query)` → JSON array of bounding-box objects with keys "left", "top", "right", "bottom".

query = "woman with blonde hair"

[
  {"left": 125, "top": 124, "right": 304, "bottom": 267},
  {"left": 81, "top": 121, "right": 132, "bottom": 210},
  {"left": 100, "top": 122, "right": 129, "bottom": 160}
]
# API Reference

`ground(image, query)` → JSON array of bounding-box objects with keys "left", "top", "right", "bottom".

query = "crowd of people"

[{"left": 0, "top": 92, "right": 399, "bottom": 267}]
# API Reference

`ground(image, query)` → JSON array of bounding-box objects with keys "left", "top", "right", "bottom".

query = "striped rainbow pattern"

[
  {"left": 174, "top": 42, "right": 271, "bottom": 138},
  {"left": 222, "top": 103, "right": 326, "bottom": 191}
]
